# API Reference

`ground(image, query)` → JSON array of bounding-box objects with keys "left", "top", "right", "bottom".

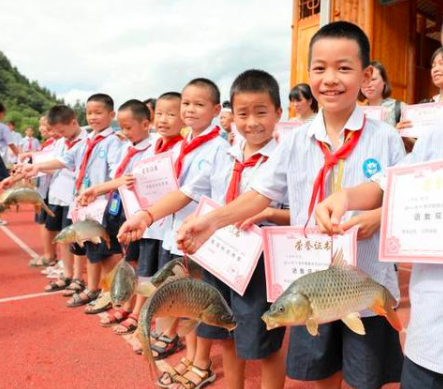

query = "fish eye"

[{"left": 278, "top": 305, "right": 285, "bottom": 313}]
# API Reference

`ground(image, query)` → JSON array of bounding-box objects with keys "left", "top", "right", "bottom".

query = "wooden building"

[{"left": 290, "top": 0, "right": 442, "bottom": 104}]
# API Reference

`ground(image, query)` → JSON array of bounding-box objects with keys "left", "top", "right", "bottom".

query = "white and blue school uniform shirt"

[
  {"left": 0, "top": 122, "right": 13, "bottom": 163},
  {"left": 163, "top": 126, "right": 229, "bottom": 255},
  {"left": 181, "top": 138, "right": 288, "bottom": 214},
  {"left": 48, "top": 129, "right": 88, "bottom": 207},
  {"left": 57, "top": 127, "right": 123, "bottom": 195},
  {"left": 251, "top": 105, "right": 406, "bottom": 315},
  {"left": 20, "top": 136, "right": 40, "bottom": 152},
  {"left": 7, "top": 131, "right": 22, "bottom": 163}
]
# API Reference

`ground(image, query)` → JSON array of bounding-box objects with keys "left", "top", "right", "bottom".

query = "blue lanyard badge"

[{"left": 108, "top": 191, "right": 121, "bottom": 216}]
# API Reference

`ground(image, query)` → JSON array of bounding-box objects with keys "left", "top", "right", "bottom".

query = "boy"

[
  {"left": 118, "top": 78, "right": 229, "bottom": 386},
  {"left": 7, "top": 121, "right": 22, "bottom": 164},
  {"left": 77, "top": 99, "right": 154, "bottom": 331},
  {"left": 19, "top": 94, "right": 123, "bottom": 309},
  {"left": 42, "top": 105, "right": 87, "bottom": 292},
  {"left": 219, "top": 100, "right": 234, "bottom": 142},
  {"left": 175, "top": 22, "right": 405, "bottom": 389},
  {"left": 20, "top": 127, "right": 40, "bottom": 152}
]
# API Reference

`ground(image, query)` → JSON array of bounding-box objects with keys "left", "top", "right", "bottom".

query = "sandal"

[
  {"left": 152, "top": 334, "right": 185, "bottom": 361},
  {"left": 62, "top": 279, "right": 86, "bottom": 297},
  {"left": 84, "top": 292, "right": 112, "bottom": 315},
  {"left": 100, "top": 308, "right": 131, "bottom": 327},
  {"left": 173, "top": 361, "right": 216, "bottom": 389},
  {"left": 44, "top": 277, "right": 71, "bottom": 293},
  {"left": 157, "top": 357, "right": 193, "bottom": 388},
  {"left": 29, "top": 256, "right": 57, "bottom": 268},
  {"left": 113, "top": 313, "right": 138, "bottom": 335},
  {"left": 133, "top": 330, "right": 161, "bottom": 355},
  {"left": 66, "top": 289, "right": 101, "bottom": 308}
]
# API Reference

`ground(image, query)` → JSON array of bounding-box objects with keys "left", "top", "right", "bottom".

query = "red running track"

[{"left": 0, "top": 207, "right": 410, "bottom": 389}]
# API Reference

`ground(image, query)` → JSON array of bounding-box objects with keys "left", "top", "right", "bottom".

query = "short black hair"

[
  {"left": 87, "top": 93, "right": 114, "bottom": 111},
  {"left": 7, "top": 120, "right": 15, "bottom": 127},
  {"left": 118, "top": 99, "right": 151, "bottom": 121},
  {"left": 431, "top": 47, "right": 443, "bottom": 66},
  {"left": 158, "top": 92, "right": 181, "bottom": 102},
  {"left": 289, "top": 83, "right": 318, "bottom": 113},
  {"left": 183, "top": 78, "right": 220, "bottom": 105},
  {"left": 308, "top": 21, "right": 370, "bottom": 69},
  {"left": 47, "top": 105, "right": 77, "bottom": 125},
  {"left": 143, "top": 98, "right": 157, "bottom": 111},
  {"left": 222, "top": 100, "right": 231, "bottom": 109},
  {"left": 230, "top": 69, "right": 281, "bottom": 110},
  {"left": 0, "top": 102, "right": 6, "bottom": 114}
]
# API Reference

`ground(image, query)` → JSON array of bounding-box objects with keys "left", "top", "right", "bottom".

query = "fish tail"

[
  {"left": 41, "top": 202, "right": 55, "bottom": 217},
  {"left": 103, "top": 233, "right": 111, "bottom": 249},
  {"left": 371, "top": 289, "right": 403, "bottom": 332}
]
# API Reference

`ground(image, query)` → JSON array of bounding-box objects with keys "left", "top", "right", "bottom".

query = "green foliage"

[{"left": 0, "top": 50, "right": 63, "bottom": 138}]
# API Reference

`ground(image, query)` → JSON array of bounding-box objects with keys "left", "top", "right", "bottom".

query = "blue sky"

[{"left": 0, "top": 0, "right": 292, "bottom": 115}]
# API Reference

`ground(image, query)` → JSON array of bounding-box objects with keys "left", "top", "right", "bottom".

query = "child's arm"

[
  {"left": 314, "top": 182, "right": 383, "bottom": 235},
  {"left": 237, "top": 207, "right": 290, "bottom": 230},
  {"left": 176, "top": 190, "right": 272, "bottom": 254},
  {"left": 77, "top": 175, "right": 134, "bottom": 206},
  {"left": 117, "top": 190, "right": 193, "bottom": 244}
]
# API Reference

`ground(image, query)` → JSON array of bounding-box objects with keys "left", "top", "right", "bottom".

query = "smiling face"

[
  {"left": 309, "top": 38, "right": 372, "bottom": 118},
  {"left": 154, "top": 98, "right": 183, "bottom": 140},
  {"left": 117, "top": 109, "right": 150, "bottom": 144},
  {"left": 361, "top": 67, "right": 385, "bottom": 103},
  {"left": 432, "top": 52, "right": 443, "bottom": 90},
  {"left": 292, "top": 96, "right": 313, "bottom": 118},
  {"left": 181, "top": 85, "right": 221, "bottom": 135},
  {"left": 233, "top": 92, "right": 282, "bottom": 149},
  {"left": 86, "top": 101, "right": 115, "bottom": 133}
]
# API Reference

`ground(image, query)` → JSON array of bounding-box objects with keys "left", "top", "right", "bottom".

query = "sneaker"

[{"left": 0, "top": 219, "right": 7, "bottom": 226}]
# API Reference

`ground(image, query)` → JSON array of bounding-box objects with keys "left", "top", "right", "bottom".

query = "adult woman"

[{"left": 288, "top": 83, "right": 318, "bottom": 124}]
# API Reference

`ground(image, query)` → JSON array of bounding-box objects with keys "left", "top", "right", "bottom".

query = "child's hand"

[
  {"left": 117, "top": 212, "right": 150, "bottom": 244},
  {"left": 18, "top": 152, "right": 33, "bottom": 163},
  {"left": 21, "top": 163, "right": 39, "bottom": 178},
  {"left": 228, "top": 132, "right": 235, "bottom": 146},
  {"left": 123, "top": 174, "right": 135, "bottom": 190},
  {"left": 396, "top": 120, "right": 412, "bottom": 131},
  {"left": 0, "top": 176, "right": 14, "bottom": 190},
  {"left": 176, "top": 214, "right": 217, "bottom": 254},
  {"left": 315, "top": 191, "right": 349, "bottom": 235},
  {"left": 340, "top": 208, "right": 381, "bottom": 240},
  {"left": 236, "top": 208, "right": 271, "bottom": 230},
  {"left": 77, "top": 188, "right": 98, "bottom": 207}
]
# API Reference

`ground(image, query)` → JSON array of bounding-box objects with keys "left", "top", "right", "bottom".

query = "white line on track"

[
  {"left": 0, "top": 290, "right": 62, "bottom": 304},
  {"left": 0, "top": 225, "right": 39, "bottom": 258}
]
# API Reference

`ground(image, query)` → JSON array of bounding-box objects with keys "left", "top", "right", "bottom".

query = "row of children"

[{"left": 2, "top": 20, "right": 442, "bottom": 389}]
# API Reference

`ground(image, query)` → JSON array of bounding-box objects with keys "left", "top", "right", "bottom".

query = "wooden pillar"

[
  {"left": 364, "top": 0, "right": 374, "bottom": 57},
  {"left": 407, "top": 0, "right": 417, "bottom": 104},
  {"left": 290, "top": 0, "right": 299, "bottom": 90}
]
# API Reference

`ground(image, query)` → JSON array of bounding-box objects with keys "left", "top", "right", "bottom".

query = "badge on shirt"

[
  {"left": 82, "top": 177, "right": 91, "bottom": 190},
  {"left": 108, "top": 191, "right": 121, "bottom": 216},
  {"left": 98, "top": 149, "right": 106, "bottom": 159},
  {"left": 362, "top": 158, "right": 381, "bottom": 178}
]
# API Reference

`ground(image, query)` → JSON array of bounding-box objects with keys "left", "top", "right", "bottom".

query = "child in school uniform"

[
  {"left": 20, "top": 93, "right": 123, "bottom": 310},
  {"left": 42, "top": 105, "right": 88, "bottom": 293},
  {"left": 20, "top": 127, "right": 40, "bottom": 152},
  {"left": 118, "top": 78, "right": 229, "bottom": 386},
  {"left": 176, "top": 22, "right": 405, "bottom": 389}
]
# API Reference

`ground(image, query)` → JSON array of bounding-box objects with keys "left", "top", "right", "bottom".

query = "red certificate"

[
  {"left": 360, "top": 106, "right": 388, "bottom": 121},
  {"left": 262, "top": 226, "right": 358, "bottom": 302},
  {"left": 69, "top": 197, "right": 108, "bottom": 223},
  {"left": 189, "top": 196, "right": 263, "bottom": 296},
  {"left": 380, "top": 159, "right": 443, "bottom": 263}
]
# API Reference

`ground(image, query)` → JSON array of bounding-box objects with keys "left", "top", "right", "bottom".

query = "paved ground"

[{"left": 0, "top": 206, "right": 410, "bottom": 389}]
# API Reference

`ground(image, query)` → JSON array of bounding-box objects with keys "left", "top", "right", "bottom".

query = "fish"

[
  {"left": 151, "top": 257, "right": 201, "bottom": 288},
  {"left": 101, "top": 259, "right": 137, "bottom": 308},
  {"left": 53, "top": 220, "right": 111, "bottom": 249},
  {"left": 261, "top": 250, "right": 402, "bottom": 336},
  {"left": 1, "top": 187, "right": 54, "bottom": 216},
  {"left": 138, "top": 278, "right": 236, "bottom": 374}
]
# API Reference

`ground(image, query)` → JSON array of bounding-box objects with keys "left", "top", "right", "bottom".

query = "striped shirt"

[
  {"left": 394, "top": 128, "right": 443, "bottom": 374},
  {"left": 252, "top": 105, "right": 405, "bottom": 316},
  {"left": 0, "top": 123, "right": 12, "bottom": 162}
]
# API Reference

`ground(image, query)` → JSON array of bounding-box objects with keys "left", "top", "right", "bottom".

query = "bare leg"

[
  {"left": 313, "top": 371, "right": 343, "bottom": 389},
  {"left": 261, "top": 348, "right": 286, "bottom": 389},
  {"left": 221, "top": 339, "right": 245, "bottom": 389},
  {"left": 61, "top": 244, "right": 74, "bottom": 278},
  {"left": 73, "top": 255, "right": 86, "bottom": 280},
  {"left": 41, "top": 226, "right": 57, "bottom": 261}
]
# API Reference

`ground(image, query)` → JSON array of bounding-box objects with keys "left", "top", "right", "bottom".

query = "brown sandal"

[
  {"left": 173, "top": 361, "right": 216, "bottom": 389},
  {"left": 157, "top": 357, "right": 192, "bottom": 388}
]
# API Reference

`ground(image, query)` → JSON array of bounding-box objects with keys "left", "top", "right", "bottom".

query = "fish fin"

[
  {"left": 104, "top": 233, "right": 111, "bottom": 249},
  {"left": 330, "top": 249, "right": 351, "bottom": 269},
  {"left": 341, "top": 312, "right": 366, "bottom": 335},
  {"left": 77, "top": 240, "right": 85, "bottom": 248},
  {"left": 136, "top": 282, "right": 157, "bottom": 297},
  {"left": 100, "top": 262, "right": 119, "bottom": 292},
  {"left": 42, "top": 202, "right": 55, "bottom": 217},
  {"left": 305, "top": 317, "right": 319, "bottom": 336},
  {"left": 155, "top": 316, "right": 178, "bottom": 334},
  {"left": 177, "top": 319, "right": 200, "bottom": 337},
  {"left": 370, "top": 291, "right": 403, "bottom": 332},
  {"left": 90, "top": 236, "right": 102, "bottom": 245}
]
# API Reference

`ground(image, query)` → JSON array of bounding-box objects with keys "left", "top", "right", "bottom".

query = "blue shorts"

[
  {"left": 34, "top": 196, "right": 49, "bottom": 225},
  {"left": 401, "top": 357, "right": 443, "bottom": 389},
  {"left": 197, "top": 256, "right": 285, "bottom": 360},
  {"left": 137, "top": 238, "right": 161, "bottom": 277},
  {"left": 45, "top": 205, "right": 71, "bottom": 232},
  {"left": 286, "top": 316, "right": 403, "bottom": 389},
  {"left": 124, "top": 241, "right": 140, "bottom": 262}
]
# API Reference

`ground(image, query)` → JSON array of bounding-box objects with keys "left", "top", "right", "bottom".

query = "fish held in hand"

[
  {"left": 139, "top": 278, "right": 236, "bottom": 373},
  {"left": 1, "top": 187, "right": 55, "bottom": 216},
  {"left": 54, "top": 220, "right": 111, "bottom": 249},
  {"left": 101, "top": 259, "right": 137, "bottom": 308},
  {"left": 262, "top": 250, "right": 402, "bottom": 336}
]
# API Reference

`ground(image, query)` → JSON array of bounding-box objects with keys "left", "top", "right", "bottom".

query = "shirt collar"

[
  {"left": 228, "top": 138, "right": 277, "bottom": 162},
  {"left": 186, "top": 124, "right": 217, "bottom": 142},
  {"left": 88, "top": 127, "right": 113, "bottom": 140},
  {"left": 307, "top": 104, "right": 364, "bottom": 145},
  {"left": 132, "top": 137, "right": 151, "bottom": 150}
]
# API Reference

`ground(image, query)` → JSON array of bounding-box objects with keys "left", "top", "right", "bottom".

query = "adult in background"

[{"left": 288, "top": 83, "right": 318, "bottom": 124}]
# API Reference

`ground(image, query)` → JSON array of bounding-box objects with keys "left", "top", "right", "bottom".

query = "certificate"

[
  {"left": 32, "top": 149, "right": 55, "bottom": 177},
  {"left": 360, "top": 106, "right": 388, "bottom": 121},
  {"left": 380, "top": 159, "right": 443, "bottom": 263},
  {"left": 70, "top": 197, "right": 108, "bottom": 223},
  {"left": 400, "top": 103, "right": 443, "bottom": 138},
  {"left": 262, "top": 226, "right": 358, "bottom": 302},
  {"left": 119, "top": 186, "right": 142, "bottom": 219},
  {"left": 189, "top": 196, "right": 263, "bottom": 296},
  {"left": 132, "top": 152, "right": 179, "bottom": 209},
  {"left": 274, "top": 121, "right": 301, "bottom": 141}
]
